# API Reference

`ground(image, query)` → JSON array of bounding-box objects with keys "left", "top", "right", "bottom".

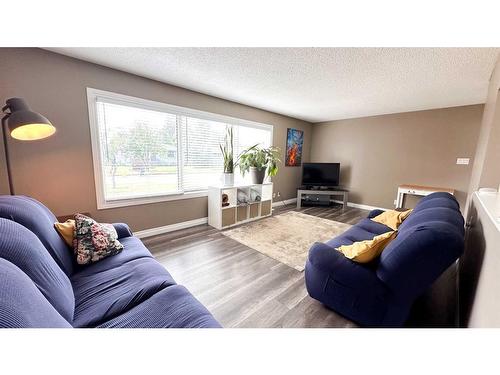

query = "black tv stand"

[
  {"left": 308, "top": 186, "right": 326, "bottom": 191},
  {"left": 297, "top": 187, "right": 349, "bottom": 209}
]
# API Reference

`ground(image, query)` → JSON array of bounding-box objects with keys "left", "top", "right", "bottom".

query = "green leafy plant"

[
  {"left": 239, "top": 146, "right": 281, "bottom": 177},
  {"left": 219, "top": 126, "right": 234, "bottom": 173},
  {"left": 219, "top": 126, "right": 259, "bottom": 174}
]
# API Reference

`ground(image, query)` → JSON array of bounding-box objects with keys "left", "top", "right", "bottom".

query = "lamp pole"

[{"left": 1, "top": 112, "right": 14, "bottom": 195}]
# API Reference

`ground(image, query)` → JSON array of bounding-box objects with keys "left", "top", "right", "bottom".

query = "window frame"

[{"left": 86, "top": 87, "right": 274, "bottom": 209}]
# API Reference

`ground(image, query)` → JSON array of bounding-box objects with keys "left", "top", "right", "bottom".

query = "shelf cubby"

[
  {"left": 237, "top": 205, "right": 248, "bottom": 222},
  {"left": 208, "top": 182, "right": 273, "bottom": 230},
  {"left": 249, "top": 202, "right": 260, "bottom": 219},
  {"left": 261, "top": 200, "right": 272, "bottom": 216},
  {"left": 221, "top": 188, "right": 237, "bottom": 208},
  {"left": 221, "top": 207, "right": 236, "bottom": 227}
]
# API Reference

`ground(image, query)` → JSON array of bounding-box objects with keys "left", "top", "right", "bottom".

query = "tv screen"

[{"left": 302, "top": 163, "right": 340, "bottom": 187}]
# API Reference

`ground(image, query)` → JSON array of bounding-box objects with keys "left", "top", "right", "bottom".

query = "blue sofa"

[
  {"left": 305, "top": 192, "right": 465, "bottom": 327},
  {"left": 0, "top": 195, "right": 221, "bottom": 328}
]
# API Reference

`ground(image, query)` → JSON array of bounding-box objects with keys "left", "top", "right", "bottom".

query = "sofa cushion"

[
  {"left": 377, "top": 221, "right": 464, "bottom": 298},
  {"left": 371, "top": 209, "right": 412, "bottom": 230},
  {"left": 0, "top": 196, "right": 74, "bottom": 275},
  {"left": 73, "top": 236, "right": 153, "bottom": 275},
  {"left": 54, "top": 219, "right": 75, "bottom": 246},
  {"left": 0, "top": 218, "right": 75, "bottom": 323},
  {"left": 336, "top": 230, "right": 397, "bottom": 263},
  {"left": 414, "top": 197, "right": 459, "bottom": 212},
  {"left": 98, "top": 285, "right": 221, "bottom": 328},
  {"left": 326, "top": 218, "right": 392, "bottom": 248},
  {"left": 399, "top": 207, "right": 464, "bottom": 236},
  {"left": 417, "top": 192, "right": 459, "bottom": 208},
  {"left": 356, "top": 217, "right": 394, "bottom": 234},
  {"left": 73, "top": 214, "right": 123, "bottom": 265},
  {"left": 0, "top": 258, "right": 72, "bottom": 328},
  {"left": 71, "top": 256, "right": 176, "bottom": 327}
]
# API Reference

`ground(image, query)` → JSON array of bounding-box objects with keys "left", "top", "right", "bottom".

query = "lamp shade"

[{"left": 4, "top": 98, "right": 56, "bottom": 140}]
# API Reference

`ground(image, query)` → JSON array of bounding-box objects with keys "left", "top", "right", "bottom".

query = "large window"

[{"left": 87, "top": 88, "right": 273, "bottom": 208}]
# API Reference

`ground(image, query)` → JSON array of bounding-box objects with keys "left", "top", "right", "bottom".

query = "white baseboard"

[
  {"left": 134, "top": 197, "right": 388, "bottom": 239},
  {"left": 135, "top": 217, "right": 208, "bottom": 239},
  {"left": 331, "top": 199, "right": 389, "bottom": 211},
  {"left": 272, "top": 197, "right": 297, "bottom": 207},
  {"left": 135, "top": 199, "right": 295, "bottom": 238}
]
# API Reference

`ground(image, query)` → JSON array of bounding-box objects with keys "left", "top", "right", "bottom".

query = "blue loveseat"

[
  {"left": 305, "top": 192, "right": 465, "bottom": 327},
  {"left": 0, "top": 195, "right": 221, "bottom": 328}
]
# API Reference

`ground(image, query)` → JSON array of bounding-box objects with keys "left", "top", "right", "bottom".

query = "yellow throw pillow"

[
  {"left": 371, "top": 209, "right": 412, "bottom": 231},
  {"left": 54, "top": 219, "right": 76, "bottom": 247},
  {"left": 336, "top": 230, "right": 397, "bottom": 263}
]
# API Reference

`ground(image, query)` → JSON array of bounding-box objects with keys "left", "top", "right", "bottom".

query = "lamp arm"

[{"left": 1, "top": 114, "right": 14, "bottom": 195}]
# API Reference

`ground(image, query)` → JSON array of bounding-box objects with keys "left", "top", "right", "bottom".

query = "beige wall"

[
  {"left": 480, "top": 97, "right": 500, "bottom": 189},
  {"left": 468, "top": 53, "right": 500, "bottom": 194},
  {"left": 0, "top": 48, "right": 311, "bottom": 231},
  {"left": 311, "top": 105, "right": 484, "bottom": 211}
]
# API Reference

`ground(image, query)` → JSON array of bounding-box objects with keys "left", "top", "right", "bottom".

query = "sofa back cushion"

[
  {"left": 410, "top": 197, "right": 459, "bottom": 213},
  {"left": 415, "top": 192, "right": 460, "bottom": 209},
  {"left": 0, "top": 218, "right": 75, "bottom": 323},
  {"left": 0, "top": 195, "right": 74, "bottom": 275},
  {"left": 376, "top": 194, "right": 464, "bottom": 298},
  {"left": 399, "top": 206, "right": 464, "bottom": 236},
  {"left": 0, "top": 258, "right": 72, "bottom": 328}
]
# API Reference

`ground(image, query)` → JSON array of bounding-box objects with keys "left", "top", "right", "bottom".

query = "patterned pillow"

[{"left": 73, "top": 214, "right": 124, "bottom": 265}]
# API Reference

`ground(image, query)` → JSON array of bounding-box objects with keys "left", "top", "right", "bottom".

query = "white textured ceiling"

[{"left": 47, "top": 48, "right": 499, "bottom": 123}]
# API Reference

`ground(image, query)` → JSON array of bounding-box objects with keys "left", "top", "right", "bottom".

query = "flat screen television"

[{"left": 301, "top": 163, "right": 340, "bottom": 188}]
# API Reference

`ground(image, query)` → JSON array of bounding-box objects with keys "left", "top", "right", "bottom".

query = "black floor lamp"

[{"left": 1, "top": 98, "right": 56, "bottom": 195}]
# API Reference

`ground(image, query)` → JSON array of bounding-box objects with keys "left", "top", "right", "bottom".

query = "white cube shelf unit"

[{"left": 208, "top": 183, "right": 273, "bottom": 230}]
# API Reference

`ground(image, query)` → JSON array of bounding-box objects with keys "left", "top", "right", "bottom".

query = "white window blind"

[
  {"left": 180, "top": 116, "right": 226, "bottom": 192},
  {"left": 96, "top": 101, "right": 180, "bottom": 201},
  {"left": 88, "top": 88, "right": 273, "bottom": 208}
]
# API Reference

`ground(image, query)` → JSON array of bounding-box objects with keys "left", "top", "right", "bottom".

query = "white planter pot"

[{"left": 222, "top": 173, "right": 234, "bottom": 186}]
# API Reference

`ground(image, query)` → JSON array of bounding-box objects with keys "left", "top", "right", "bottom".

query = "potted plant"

[
  {"left": 219, "top": 126, "right": 235, "bottom": 186},
  {"left": 239, "top": 146, "right": 281, "bottom": 184},
  {"left": 220, "top": 126, "right": 260, "bottom": 186}
]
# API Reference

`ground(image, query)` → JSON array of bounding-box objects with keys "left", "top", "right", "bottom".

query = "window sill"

[{"left": 97, "top": 190, "right": 208, "bottom": 210}]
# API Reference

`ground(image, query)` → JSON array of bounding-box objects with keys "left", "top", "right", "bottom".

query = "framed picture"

[{"left": 285, "top": 128, "right": 304, "bottom": 166}]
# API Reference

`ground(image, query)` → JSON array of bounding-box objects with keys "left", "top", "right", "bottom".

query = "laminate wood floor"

[{"left": 143, "top": 203, "right": 367, "bottom": 328}]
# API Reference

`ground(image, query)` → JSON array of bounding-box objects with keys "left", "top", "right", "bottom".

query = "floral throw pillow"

[{"left": 73, "top": 213, "right": 124, "bottom": 265}]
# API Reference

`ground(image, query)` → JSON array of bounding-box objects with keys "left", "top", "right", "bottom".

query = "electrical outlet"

[
  {"left": 456, "top": 158, "right": 470, "bottom": 165},
  {"left": 272, "top": 193, "right": 276, "bottom": 198},
  {"left": 394, "top": 199, "right": 398, "bottom": 206}
]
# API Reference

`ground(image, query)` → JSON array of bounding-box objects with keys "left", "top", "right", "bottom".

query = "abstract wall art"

[{"left": 285, "top": 128, "right": 304, "bottom": 166}]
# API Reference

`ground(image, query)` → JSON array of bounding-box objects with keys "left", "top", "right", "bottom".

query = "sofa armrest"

[
  {"left": 367, "top": 209, "right": 385, "bottom": 219},
  {"left": 306, "top": 242, "right": 392, "bottom": 326},
  {"left": 307, "top": 242, "right": 388, "bottom": 292},
  {"left": 113, "top": 223, "right": 133, "bottom": 239}
]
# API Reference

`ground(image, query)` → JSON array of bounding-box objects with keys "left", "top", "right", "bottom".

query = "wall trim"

[
  {"left": 135, "top": 217, "right": 208, "bottom": 239},
  {"left": 272, "top": 198, "right": 297, "bottom": 207},
  {"left": 134, "top": 197, "right": 390, "bottom": 239},
  {"left": 331, "top": 199, "right": 390, "bottom": 211}
]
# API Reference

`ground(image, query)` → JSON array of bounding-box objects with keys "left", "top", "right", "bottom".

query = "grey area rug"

[{"left": 221, "top": 211, "right": 352, "bottom": 271}]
